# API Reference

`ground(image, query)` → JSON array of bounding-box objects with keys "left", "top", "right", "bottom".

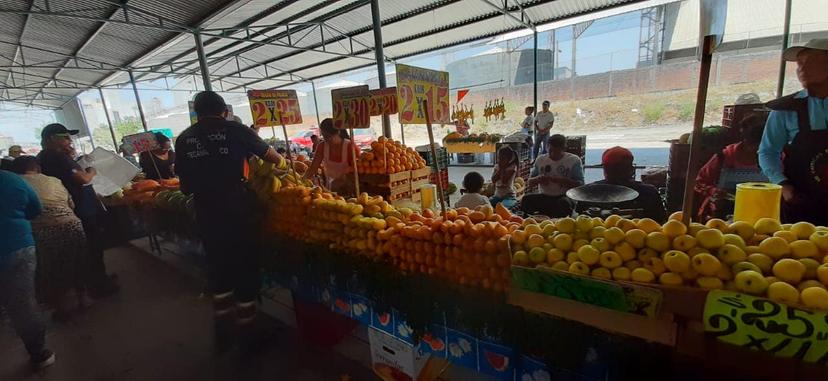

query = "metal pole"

[
  {"left": 370, "top": 0, "right": 391, "bottom": 138},
  {"left": 98, "top": 87, "right": 117, "bottom": 149},
  {"left": 128, "top": 70, "right": 149, "bottom": 132},
  {"left": 194, "top": 30, "right": 212, "bottom": 92},
  {"left": 776, "top": 0, "right": 793, "bottom": 98},
  {"left": 533, "top": 30, "right": 538, "bottom": 122},
  {"left": 310, "top": 80, "right": 321, "bottom": 125}
]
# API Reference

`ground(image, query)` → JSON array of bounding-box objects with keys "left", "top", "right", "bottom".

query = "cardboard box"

[{"left": 369, "top": 327, "right": 428, "bottom": 381}]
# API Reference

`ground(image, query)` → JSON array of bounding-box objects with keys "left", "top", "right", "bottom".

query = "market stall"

[{"left": 106, "top": 60, "right": 828, "bottom": 381}]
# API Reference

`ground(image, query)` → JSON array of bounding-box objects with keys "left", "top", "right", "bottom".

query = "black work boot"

[{"left": 212, "top": 292, "right": 236, "bottom": 354}]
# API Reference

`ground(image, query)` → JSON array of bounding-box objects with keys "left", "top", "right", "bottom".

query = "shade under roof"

[{"left": 0, "top": 0, "right": 643, "bottom": 110}]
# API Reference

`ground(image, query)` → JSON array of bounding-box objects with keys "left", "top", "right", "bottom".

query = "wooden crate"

[{"left": 410, "top": 167, "right": 431, "bottom": 182}]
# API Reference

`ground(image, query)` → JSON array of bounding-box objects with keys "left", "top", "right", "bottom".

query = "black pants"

[
  {"left": 80, "top": 213, "right": 109, "bottom": 288},
  {"left": 521, "top": 194, "right": 574, "bottom": 218},
  {"left": 197, "top": 204, "right": 260, "bottom": 303}
]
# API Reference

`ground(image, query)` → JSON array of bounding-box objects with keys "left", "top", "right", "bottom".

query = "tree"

[{"left": 92, "top": 118, "right": 144, "bottom": 150}]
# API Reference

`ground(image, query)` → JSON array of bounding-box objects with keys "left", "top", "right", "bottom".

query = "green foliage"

[
  {"left": 642, "top": 102, "right": 666, "bottom": 124},
  {"left": 677, "top": 102, "right": 695, "bottom": 121},
  {"left": 92, "top": 118, "right": 143, "bottom": 150}
]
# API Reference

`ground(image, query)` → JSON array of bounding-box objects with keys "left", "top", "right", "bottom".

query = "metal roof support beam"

[
  {"left": 129, "top": 0, "right": 343, "bottom": 83},
  {"left": 194, "top": 30, "right": 212, "bottom": 92},
  {"left": 28, "top": 5, "right": 124, "bottom": 107},
  {"left": 479, "top": 0, "right": 536, "bottom": 31},
  {"left": 0, "top": 1, "right": 193, "bottom": 34},
  {"left": 128, "top": 70, "right": 148, "bottom": 132},
  {"left": 98, "top": 87, "right": 118, "bottom": 149},
  {"left": 5, "top": 1, "right": 33, "bottom": 89},
  {"left": 370, "top": 0, "right": 391, "bottom": 138}
]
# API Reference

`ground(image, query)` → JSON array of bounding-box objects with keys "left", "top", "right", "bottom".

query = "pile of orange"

[
  {"left": 376, "top": 204, "right": 522, "bottom": 292},
  {"left": 357, "top": 137, "right": 427, "bottom": 175},
  {"left": 267, "top": 186, "right": 316, "bottom": 239}
]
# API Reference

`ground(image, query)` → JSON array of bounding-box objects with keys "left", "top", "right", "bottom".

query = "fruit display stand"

[
  {"left": 359, "top": 171, "right": 413, "bottom": 202},
  {"left": 443, "top": 133, "right": 502, "bottom": 154},
  {"left": 505, "top": 213, "right": 828, "bottom": 379}
]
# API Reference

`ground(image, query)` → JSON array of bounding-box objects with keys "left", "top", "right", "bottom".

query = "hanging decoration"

[
  {"left": 484, "top": 98, "right": 506, "bottom": 121},
  {"left": 451, "top": 103, "right": 474, "bottom": 125}
]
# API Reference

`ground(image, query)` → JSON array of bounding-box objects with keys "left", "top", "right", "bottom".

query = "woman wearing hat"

[{"left": 759, "top": 39, "right": 828, "bottom": 225}]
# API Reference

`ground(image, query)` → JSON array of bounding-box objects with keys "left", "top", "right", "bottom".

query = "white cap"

[{"left": 783, "top": 38, "right": 828, "bottom": 61}]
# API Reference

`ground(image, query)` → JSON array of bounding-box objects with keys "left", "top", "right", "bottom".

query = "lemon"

[
  {"left": 759, "top": 236, "right": 791, "bottom": 259},
  {"left": 663, "top": 250, "right": 691, "bottom": 273},
  {"left": 568, "top": 261, "right": 590, "bottom": 275},
  {"left": 645, "top": 232, "right": 670, "bottom": 252},
  {"left": 659, "top": 272, "right": 684, "bottom": 286},
  {"left": 754, "top": 218, "right": 782, "bottom": 235},
  {"left": 696, "top": 229, "right": 725, "bottom": 250},
  {"left": 612, "top": 267, "right": 631, "bottom": 281},
  {"left": 577, "top": 245, "right": 600, "bottom": 266},
  {"left": 631, "top": 268, "right": 655, "bottom": 283},
  {"left": 614, "top": 242, "right": 637, "bottom": 262},
  {"left": 624, "top": 229, "right": 647, "bottom": 249},
  {"left": 772, "top": 258, "right": 806, "bottom": 284},
  {"left": 591, "top": 267, "right": 612, "bottom": 280},
  {"left": 801, "top": 287, "right": 828, "bottom": 310},
  {"left": 662, "top": 220, "right": 687, "bottom": 238},
  {"left": 790, "top": 240, "right": 820, "bottom": 259},
  {"left": 692, "top": 253, "right": 722, "bottom": 276},
  {"left": 791, "top": 222, "right": 817, "bottom": 240},
  {"left": 767, "top": 281, "right": 800, "bottom": 304},
  {"left": 697, "top": 277, "right": 724, "bottom": 290},
  {"left": 599, "top": 251, "right": 623, "bottom": 269}
]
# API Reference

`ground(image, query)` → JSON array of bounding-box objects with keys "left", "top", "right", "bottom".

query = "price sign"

[
  {"left": 368, "top": 87, "right": 398, "bottom": 116},
  {"left": 122, "top": 132, "right": 159, "bottom": 155},
  {"left": 395, "top": 64, "right": 450, "bottom": 124},
  {"left": 247, "top": 89, "right": 303, "bottom": 127},
  {"left": 511, "top": 266, "right": 662, "bottom": 317},
  {"left": 704, "top": 290, "right": 828, "bottom": 362},
  {"left": 331, "top": 85, "right": 370, "bottom": 129}
]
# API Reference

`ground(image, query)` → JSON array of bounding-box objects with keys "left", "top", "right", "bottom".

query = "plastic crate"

[
  {"left": 566, "top": 135, "right": 587, "bottom": 163},
  {"left": 416, "top": 144, "right": 449, "bottom": 171},
  {"left": 495, "top": 142, "right": 531, "bottom": 164},
  {"left": 721, "top": 103, "right": 768, "bottom": 128}
]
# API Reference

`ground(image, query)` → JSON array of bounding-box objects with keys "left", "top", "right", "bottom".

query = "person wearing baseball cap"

[
  {"left": 37, "top": 123, "right": 119, "bottom": 298},
  {"left": 759, "top": 38, "right": 828, "bottom": 224},
  {"left": 587, "top": 146, "right": 666, "bottom": 222}
]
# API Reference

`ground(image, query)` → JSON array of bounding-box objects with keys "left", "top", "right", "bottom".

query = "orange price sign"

[
  {"left": 395, "top": 64, "right": 450, "bottom": 124},
  {"left": 331, "top": 85, "right": 370, "bottom": 130},
  {"left": 368, "top": 87, "right": 398, "bottom": 116},
  {"left": 247, "top": 89, "right": 303, "bottom": 127}
]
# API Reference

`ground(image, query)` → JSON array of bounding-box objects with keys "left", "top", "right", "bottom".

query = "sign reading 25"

[{"left": 247, "top": 89, "right": 303, "bottom": 127}]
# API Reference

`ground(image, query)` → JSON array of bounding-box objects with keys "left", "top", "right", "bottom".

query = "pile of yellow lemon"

[{"left": 510, "top": 212, "right": 828, "bottom": 311}]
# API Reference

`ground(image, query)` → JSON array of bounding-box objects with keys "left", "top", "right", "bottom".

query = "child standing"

[
  {"left": 491, "top": 147, "right": 519, "bottom": 207},
  {"left": 454, "top": 172, "right": 489, "bottom": 209}
]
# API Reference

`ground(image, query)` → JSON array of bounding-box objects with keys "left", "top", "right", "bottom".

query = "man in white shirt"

[
  {"left": 522, "top": 134, "right": 583, "bottom": 217},
  {"left": 533, "top": 100, "right": 555, "bottom": 159}
]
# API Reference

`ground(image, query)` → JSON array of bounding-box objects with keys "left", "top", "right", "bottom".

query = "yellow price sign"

[
  {"left": 704, "top": 290, "right": 828, "bottom": 363},
  {"left": 331, "top": 85, "right": 370, "bottom": 130},
  {"left": 395, "top": 64, "right": 450, "bottom": 124},
  {"left": 247, "top": 89, "right": 303, "bottom": 127}
]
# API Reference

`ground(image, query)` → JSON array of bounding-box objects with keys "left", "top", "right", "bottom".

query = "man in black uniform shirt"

[{"left": 175, "top": 91, "right": 283, "bottom": 351}]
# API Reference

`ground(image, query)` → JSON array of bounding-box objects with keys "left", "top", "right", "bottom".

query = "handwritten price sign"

[
  {"left": 704, "top": 290, "right": 828, "bottom": 363},
  {"left": 247, "top": 89, "right": 303, "bottom": 127},
  {"left": 368, "top": 87, "right": 398, "bottom": 116},
  {"left": 331, "top": 85, "right": 370, "bottom": 130},
  {"left": 395, "top": 64, "right": 450, "bottom": 124},
  {"left": 122, "top": 132, "right": 159, "bottom": 155},
  {"left": 511, "top": 266, "right": 662, "bottom": 317}
]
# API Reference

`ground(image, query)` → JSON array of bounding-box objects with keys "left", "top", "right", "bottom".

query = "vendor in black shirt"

[
  {"left": 175, "top": 91, "right": 283, "bottom": 351},
  {"left": 138, "top": 132, "right": 176, "bottom": 180},
  {"left": 37, "top": 123, "right": 118, "bottom": 297},
  {"left": 589, "top": 146, "right": 667, "bottom": 222}
]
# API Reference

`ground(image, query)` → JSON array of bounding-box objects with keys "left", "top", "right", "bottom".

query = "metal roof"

[{"left": 0, "top": 0, "right": 642, "bottom": 110}]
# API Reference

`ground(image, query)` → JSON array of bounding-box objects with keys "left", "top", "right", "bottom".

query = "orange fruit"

[
  {"left": 469, "top": 211, "right": 486, "bottom": 224},
  {"left": 496, "top": 254, "right": 511, "bottom": 267},
  {"left": 484, "top": 239, "right": 498, "bottom": 255}
]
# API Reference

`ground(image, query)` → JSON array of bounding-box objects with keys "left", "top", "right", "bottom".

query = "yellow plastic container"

[
  {"left": 733, "top": 182, "right": 782, "bottom": 225},
  {"left": 420, "top": 184, "right": 437, "bottom": 211}
]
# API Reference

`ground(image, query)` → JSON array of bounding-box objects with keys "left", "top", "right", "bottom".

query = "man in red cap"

[{"left": 591, "top": 146, "right": 666, "bottom": 222}]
